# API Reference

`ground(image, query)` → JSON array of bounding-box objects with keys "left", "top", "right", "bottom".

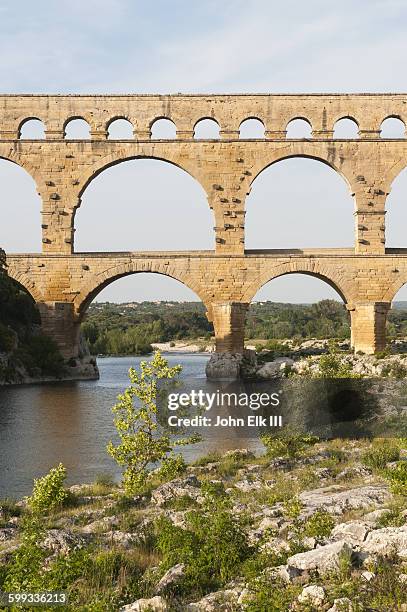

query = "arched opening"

[
  {"left": 151, "top": 118, "right": 176, "bottom": 139},
  {"left": 380, "top": 117, "right": 405, "bottom": 138},
  {"left": 19, "top": 118, "right": 46, "bottom": 139},
  {"left": 0, "top": 159, "right": 42, "bottom": 252},
  {"left": 385, "top": 166, "right": 407, "bottom": 248},
  {"left": 80, "top": 273, "right": 213, "bottom": 357},
  {"left": 239, "top": 118, "right": 265, "bottom": 139},
  {"left": 74, "top": 158, "right": 214, "bottom": 251},
  {"left": 246, "top": 274, "right": 349, "bottom": 344},
  {"left": 107, "top": 118, "right": 133, "bottom": 139},
  {"left": 64, "top": 118, "right": 91, "bottom": 139},
  {"left": 194, "top": 118, "right": 220, "bottom": 139},
  {"left": 245, "top": 157, "right": 354, "bottom": 249},
  {"left": 388, "top": 283, "right": 407, "bottom": 340},
  {"left": 286, "top": 118, "right": 312, "bottom": 138},
  {"left": 333, "top": 118, "right": 359, "bottom": 139}
]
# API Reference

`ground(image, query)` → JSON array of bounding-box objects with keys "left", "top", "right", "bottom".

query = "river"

[{"left": 0, "top": 354, "right": 260, "bottom": 498}]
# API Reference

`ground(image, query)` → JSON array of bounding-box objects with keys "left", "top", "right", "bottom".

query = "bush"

[
  {"left": 157, "top": 454, "right": 187, "bottom": 482},
  {"left": 385, "top": 462, "right": 407, "bottom": 496},
  {"left": 303, "top": 509, "right": 335, "bottom": 538},
  {"left": 26, "top": 463, "right": 68, "bottom": 514},
  {"left": 362, "top": 441, "right": 400, "bottom": 470},
  {"left": 155, "top": 487, "right": 252, "bottom": 597},
  {"left": 0, "top": 323, "right": 15, "bottom": 352},
  {"left": 261, "top": 431, "right": 319, "bottom": 459}
]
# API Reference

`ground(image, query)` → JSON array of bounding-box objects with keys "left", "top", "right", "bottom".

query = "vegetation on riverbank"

[{"left": 81, "top": 299, "right": 407, "bottom": 356}]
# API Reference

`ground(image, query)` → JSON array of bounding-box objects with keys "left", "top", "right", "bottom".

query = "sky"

[{"left": 1, "top": 0, "right": 407, "bottom": 303}]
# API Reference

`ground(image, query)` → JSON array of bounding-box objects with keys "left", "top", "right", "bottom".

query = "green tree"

[{"left": 107, "top": 351, "right": 198, "bottom": 495}]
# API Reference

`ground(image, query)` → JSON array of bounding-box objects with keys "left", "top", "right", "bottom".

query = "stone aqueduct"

[{"left": 3, "top": 93, "right": 407, "bottom": 361}]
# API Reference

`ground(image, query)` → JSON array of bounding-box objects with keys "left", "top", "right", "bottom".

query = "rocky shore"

[{"left": 1, "top": 439, "right": 406, "bottom": 610}]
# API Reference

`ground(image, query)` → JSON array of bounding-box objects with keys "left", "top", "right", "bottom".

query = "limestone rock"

[
  {"left": 120, "top": 596, "right": 168, "bottom": 611},
  {"left": 327, "top": 598, "right": 353, "bottom": 612},
  {"left": 299, "top": 484, "right": 390, "bottom": 516},
  {"left": 0, "top": 527, "right": 18, "bottom": 542},
  {"left": 155, "top": 563, "right": 185, "bottom": 594},
  {"left": 298, "top": 585, "right": 325, "bottom": 606},
  {"left": 330, "top": 520, "right": 371, "bottom": 546},
  {"left": 358, "top": 525, "right": 407, "bottom": 560},
  {"left": 81, "top": 515, "right": 119, "bottom": 533},
  {"left": 185, "top": 588, "right": 241, "bottom": 610},
  {"left": 151, "top": 475, "right": 201, "bottom": 506},
  {"left": 257, "top": 357, "right": 293, "bottom": 379},
  {"left": 287, "top": 540, "right": 352, "bottom": 572},
  {"left": 42, "top": 529, "right": 87, "bottom": 555}
]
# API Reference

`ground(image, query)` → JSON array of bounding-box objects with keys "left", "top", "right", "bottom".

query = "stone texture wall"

[{"left": 3, "top": 93, "right": 407, "bottom": 357}]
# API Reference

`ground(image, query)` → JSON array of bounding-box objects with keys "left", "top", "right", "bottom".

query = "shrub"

[
  {"left": 315, "top": 352, "right": 360, "bottom": 378},
  {"left": 385, "top": 461, "right": 407, "bottom": 496},
  {"left": 26, "top": 463, "right": 68, "bottom": 514},
  {"left": 303, "top": 509, "right": 335, "bottom": 538},
  {"left": 362, "top": 441, "right": 400, "bottom": 470},
  {"left": 157, "top": 454, "right": 187, "bottom": 482},
  {"left": 155, "top": 487, "right": 252, "bottom": 597},
  {"left": 107, "top": 352, "right": 199, "bottom": 495},
  {"left": 261, "top": 431, "right": 319, "bottom": 459}
]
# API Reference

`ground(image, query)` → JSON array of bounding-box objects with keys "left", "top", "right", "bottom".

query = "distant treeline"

[{"left": 81, "top": 299, "right": 407, "bottom": 355}]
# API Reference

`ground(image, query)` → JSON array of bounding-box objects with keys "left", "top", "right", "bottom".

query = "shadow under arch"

[
  {"left": 75, "top": 266, "right": 211, "bottom": 320},
  {"left": 242, "top": 268, "right": 350, "bottom": 305},
  {"left": 2, "top": 270, "right": 42, "bottom": 306}
]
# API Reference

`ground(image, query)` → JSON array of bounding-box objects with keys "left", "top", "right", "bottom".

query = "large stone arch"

[
  {"left": 248, "top": 147, "right": 356, "bottom": 194},
  {"left": 74, "top": 261, "right": 211, "bottom": 318},
  {"left": 241, "top": 261, "right": 352, "bottom": 304},
  {"left": 73, "top": 149, "right": 212, "bottom": 210}
]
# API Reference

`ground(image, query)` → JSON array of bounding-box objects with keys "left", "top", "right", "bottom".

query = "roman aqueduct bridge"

[{"left": 3, "top": 93, "right": 407, "bottom": 365}]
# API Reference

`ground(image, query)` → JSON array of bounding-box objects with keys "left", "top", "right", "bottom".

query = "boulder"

[
  {"left": 185, "top": 588, "right": 241, "bottom": 611},
  {"left": 120, "top": 596, "right": 168, "bottom": 611},
  {"left": 330, "top": 521, "right": 371, "bottom": 546},
  {"left": 257, "top": 358, "right": 293, "bottom": 379},
  {"left": 287, "top": 540, "right": 352, "bottom": 573},
  {"left": 0, "top": 527, "right": 18, "bottom": 542},
  {"left": 42, "top": 529, "right": 87, "bottom": 555},
  {"left": 151, "top": 475, "right": 201, "bottom": 507},
  {"left": 155, "top": 563, "right": 185, "bottom": 594},
  {"left": 327, "top": 598, "right": 353, "bottom": 612},
  {"left": 81, "top": 515, "right": 119, "bottom": 533},
  {"left": 298, "top": 585, "right": 325, "bottom": 607},
  {"left": 266, "top": 564, "right": 301, "bottom": 583},
  {"left": 299, "top": 484, "right": 390, "bottom": 517},
  {"left": 358, "top": 525, "right": 407, "bottom": 560}
]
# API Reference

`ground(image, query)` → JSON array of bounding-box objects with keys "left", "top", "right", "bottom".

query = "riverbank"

[{"left": 0, "top": 438, "right": 406, "bottom": 610}]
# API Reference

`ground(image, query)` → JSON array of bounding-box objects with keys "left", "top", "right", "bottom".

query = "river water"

[{"left": 0, "top": 355, "right": 259, "bottom": 498}]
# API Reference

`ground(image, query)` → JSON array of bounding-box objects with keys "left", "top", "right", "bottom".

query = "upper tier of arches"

[
  {"left": 4, "top": 93, "right": 407, "bottom": 141},
  {"left": 11, "top": 114, "right": 407, "bottom": 140}
]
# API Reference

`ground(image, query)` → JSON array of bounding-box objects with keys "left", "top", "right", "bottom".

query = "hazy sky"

[{"left": 1, "top": 0, "right": 407, "bottom": 303}]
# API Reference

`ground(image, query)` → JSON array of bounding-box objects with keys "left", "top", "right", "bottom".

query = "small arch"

[
  {"left": 333, "top": 117, "right": 359, "bottom": 139},
  {"left": 194, "top": 118, "right": 220, "bottom": 139},
  {"left": 239, "top": 118, "right": 265, "bottom": 139},
  {"left": 19, "top": 118, "right": 46, "bottom": 139},
  {"left": 107, "top": 118, "right": 133, "bottom": 139},
  {"left": 64, "top": 117, "right": 91, "bottom": 139},
  {"left": 286, "top": 118, "right": 312, "bottom": 139},
  {"left": 151, "top": 118, "right": 176, "bottom": 139},
  {"left": 380, "top": 116, "right": 405, "bottom": 139}
]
